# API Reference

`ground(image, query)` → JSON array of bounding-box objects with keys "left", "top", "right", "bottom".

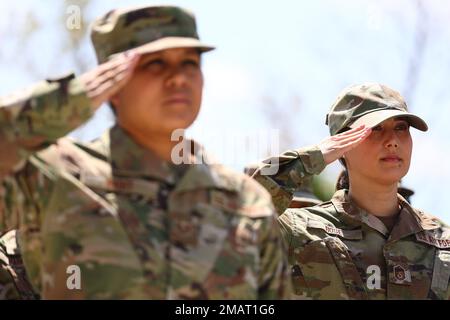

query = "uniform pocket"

[
  {"left": 170, "top": 203, "right": 229, "bottom": 284},
  {"left": 430, "top": 250, "right": 450, "bottom": 299},
  {"left": 292, "top": 238, "right": 352, "bottom": 299}
]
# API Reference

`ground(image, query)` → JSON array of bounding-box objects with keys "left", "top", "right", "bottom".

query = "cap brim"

[
  {"left": 109, "top": 37, "right": 215, "bottom": 60},
  {"left": 349, "top": 109, "right": 428, "bottom": 132}
]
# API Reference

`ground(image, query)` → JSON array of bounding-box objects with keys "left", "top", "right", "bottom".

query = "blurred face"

[
  {"left": 344, "top": 117, "right": 413, "bottom": 186},
  {"left": 111, "top": 48, "right": 203, "bottom": 137}
]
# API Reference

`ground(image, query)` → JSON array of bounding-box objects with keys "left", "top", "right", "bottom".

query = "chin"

[
  {"left": 159, "top": 121, "right": 194, "bottom": 136},
  {"left": 374, "top": 171, "right": 407, "bottom": 186},
  {"left": 169, "top": 116, "right": 196, "bottom": 129}
]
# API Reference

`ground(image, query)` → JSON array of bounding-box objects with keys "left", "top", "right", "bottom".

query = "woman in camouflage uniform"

[
  {"left": 252, "top": 83, "right": 450, "bottom": 299},
  {"left": 0, "top": 5, "right": 289, "bottom": 299}
]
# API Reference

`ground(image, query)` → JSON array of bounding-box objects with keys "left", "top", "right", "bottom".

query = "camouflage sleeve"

[
  {"left": 0, "top": 74, "right": 93, "bottom": 178},
  {"left": 251, "top": 146, "right": 326, "bottom": 215},
  {"left": 0, "top": 159, "right": 58, "bottom": 293},
  {"left": 0, "top": 186, "right": 5, "bottom": 235},
  {"left": 277, "top": 210, "right": 295, "bottom": 251},
  {"left": 257, "top": 212, "right": 292, "bottom": 299},
  {"left": 0, "top": 180, "right": 19, "bottom": 235}
]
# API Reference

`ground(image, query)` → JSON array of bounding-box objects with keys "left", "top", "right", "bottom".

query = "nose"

[
  {"left": 165, "top": 67, "right": 188, "bottom": 89},
  {"left": 384, "top": 130, "right": 399, "bottom": 149}
]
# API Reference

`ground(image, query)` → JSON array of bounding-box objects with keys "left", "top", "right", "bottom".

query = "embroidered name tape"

[
  {"left": 307, "top": 220, "right": 362, "bottom": 240},
  {"left": 416, "top": 232, "right": 450, "bottom": 249}
]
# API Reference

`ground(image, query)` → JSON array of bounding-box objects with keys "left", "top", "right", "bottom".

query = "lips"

[
  {"left": 380, "top": 155, "right": 402, "bottom": 162},
  {"left": 164, "top": 94, "right": 191, "bottom": 106}
]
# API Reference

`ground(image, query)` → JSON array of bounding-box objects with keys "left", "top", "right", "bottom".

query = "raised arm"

[
  {"left": 251, "top": 125, "right": 372, "bottom": 214},
  {"left": 0, "top": 51, "right": 140, "bottom": 178}
]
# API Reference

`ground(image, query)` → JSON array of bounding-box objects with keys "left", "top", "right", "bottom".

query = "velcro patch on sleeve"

[{"left": 307, "top": 220, "right": 362, "bottom": 240}]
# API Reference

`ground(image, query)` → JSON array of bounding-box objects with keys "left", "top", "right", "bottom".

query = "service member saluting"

[
  {"left": 252, "top": 83, "right": 450, "bottom": 299},
  {"left": 0, "top": 5, "right": 290, "bottom": 299}
]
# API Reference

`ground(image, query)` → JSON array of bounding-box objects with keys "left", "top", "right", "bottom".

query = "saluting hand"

[
  {"left": 79, "top": 51, "right": 141, "bottom": 110},
  {"left": 318, "top": 125, "right": 372, "bottom": 165}
]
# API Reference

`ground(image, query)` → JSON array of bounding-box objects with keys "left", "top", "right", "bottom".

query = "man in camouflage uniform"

[
  {"left": 251, "top": 83, "right": 450, "bottom": 299},
  {"left": 0, "top": 5, "right": 289, "bottom": 299}
]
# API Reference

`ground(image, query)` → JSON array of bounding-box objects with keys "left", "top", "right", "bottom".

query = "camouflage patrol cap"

[
  {"left": 90, "top": 5, "right": 215, "bottom": 63},
  {"left": 325, "top": 83, "right": 428, "bottom": 136}
]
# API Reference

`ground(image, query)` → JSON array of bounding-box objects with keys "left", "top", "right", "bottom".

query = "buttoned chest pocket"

[
  {"left": 169, "top": 201, "right": 229, "bottom": 280},
  {"left": 42, "top": 175, "right": 148, "bottom": 299},
  {"left": 290, "top": 221, "right": 366, "bottom": 299},
  {"left": 168, "top": 190, "right": 260, "bottom": 299},
  {"left": 431, "top": 250, "right": 450, "bottom": 300}
]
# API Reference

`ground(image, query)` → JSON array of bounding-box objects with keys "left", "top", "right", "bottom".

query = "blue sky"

[{"left": 1, "top": 0, "right": 449, "bottom": 220}]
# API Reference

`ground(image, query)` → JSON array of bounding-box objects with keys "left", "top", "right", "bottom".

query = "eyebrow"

[
  {"left": 393, "top": 118, "right": 409, "bottom": 124},
  {"left": 139, "top": 50, "right": 200, "bottom": 64},
  {"left": 139, "top": 54, "right": 161, "bottom": 64}
]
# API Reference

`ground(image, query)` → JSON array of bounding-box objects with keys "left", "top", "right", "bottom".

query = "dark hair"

[
  {"left": 333, "top": 127, "right": 351, "bottom": 191},
  {"left": 109, "top": 102, "right": 117, "bottom": 116},
  {"left": 335, "top": 158, "right": 350, "bottom": 190}
]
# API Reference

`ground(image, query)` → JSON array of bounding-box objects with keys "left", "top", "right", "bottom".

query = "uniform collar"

[
  {"left": 330, "top": 189, "right": 440, "bottom": 239},
  {"left": 90, "top": 124, "right": 239, "bottom": 193}
]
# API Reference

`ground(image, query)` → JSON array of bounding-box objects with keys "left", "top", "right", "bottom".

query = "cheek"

[
  {"left": 132, "top": 77, "right": 159, "bottom": 101},
  {"left": 122, "top": 78, "right": 161, "bottom": 110},
  {"left": 192, "top": 73, "right": 203, "bottom": 100},
  {"left": 402, "top": 136, "right": 413, "bottom": 165},
  {"left": 188, "top": 73, "right": 203, "bottom": 116},
  {"left": 115, "top": 81, "right": 162, "bottom": 128},
  {"left": 345, "top": 143, "right": 377, "bottom": 169}
]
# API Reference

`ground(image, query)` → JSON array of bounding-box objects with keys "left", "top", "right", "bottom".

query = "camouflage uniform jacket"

[
  {"left": 252, "top": 148, "right": 450, "bottom": 299},
  {"left": 0, "top": 230, "right": 39, "bottom": 299},
  {"left": 0, "top": 74, "right": 289, "bottom": 299}
]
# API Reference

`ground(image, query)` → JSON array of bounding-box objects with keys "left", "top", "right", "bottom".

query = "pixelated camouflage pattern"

[
  {"left": 250, "top": 147, "right": 325, "bottom": 215},
  {"left": 244, "top": 163, "right": 321, "bottom": 210},
  {"left": 280, "top": 190, "right": 450, "bottom": 300},
  {"left": 252, "top": 148, "right": 450, "bottom": 299},
  {"left": 91, "top": 5, "right": 213, "bottom": 63},
  {"left": 0, "top": 73, "right": 92, "bottom": 181},
  {"left": 326, "top": 83, "right": 427, "bottom": 135},
  {"left": 0, "top": 77, "right": 290, "bottom": 299}
]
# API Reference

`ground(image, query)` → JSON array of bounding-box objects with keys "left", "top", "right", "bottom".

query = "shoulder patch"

[{"left": 416, "top": 231, "right": 450, "bottom": 249}]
